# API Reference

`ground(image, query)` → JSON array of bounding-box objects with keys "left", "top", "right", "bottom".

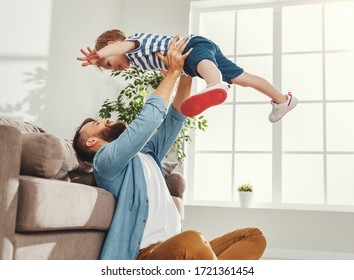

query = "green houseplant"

[
  {"left": 237, "top": 183, "right": 254, "bottom": 207},
  {"left": 99, "top": 67, "right": 208, "bottom": 164},
  {"left": 237, "top": 183, "right": 253, "bottom": 192}
]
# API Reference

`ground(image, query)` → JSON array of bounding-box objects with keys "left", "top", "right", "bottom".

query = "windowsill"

[
  {"left": 191, "top": 0, "right": 294, "bottom": 9},
  {"left": 185, "top": 201, "right": 354, "bottom": 213}
]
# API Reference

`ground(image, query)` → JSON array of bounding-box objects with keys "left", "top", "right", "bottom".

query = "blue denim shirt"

[{"left": 93, "top": 93, "right": 186, "bottom": 260}]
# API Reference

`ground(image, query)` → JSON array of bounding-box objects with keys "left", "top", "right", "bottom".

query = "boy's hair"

[{"left": 95, "top": 29, "right": 127, "bottom": 51}]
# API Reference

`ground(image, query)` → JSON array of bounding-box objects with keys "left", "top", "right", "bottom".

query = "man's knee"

[
  {"left": 246, "top": 227, "right": 267, "bottom": 250},
  {"left": 178, "top": 230, "right": 217, "bottom": 260},
  {"left": 176, "top": 230, "right": 207, "bottom": 247}
]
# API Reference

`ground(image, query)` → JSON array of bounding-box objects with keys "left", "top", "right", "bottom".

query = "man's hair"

[
  {"left": 95, "top": 29, "right": 126, "bottom": 51},
  {"left": 72, "top": 118, "right": 96, "bottom": 162}
]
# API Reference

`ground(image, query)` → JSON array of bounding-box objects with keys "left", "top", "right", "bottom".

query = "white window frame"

[{"left": 184, "top": 0, "right": 354, "bottom": 212}]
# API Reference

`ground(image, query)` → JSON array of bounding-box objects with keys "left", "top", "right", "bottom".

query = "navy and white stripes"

[{"left": 125, "top": 33, "right": 190, "bottom": 71}]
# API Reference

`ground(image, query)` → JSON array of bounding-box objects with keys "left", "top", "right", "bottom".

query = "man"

[{"left": 73, "top": 36, "right": 266, "bottom": 260}]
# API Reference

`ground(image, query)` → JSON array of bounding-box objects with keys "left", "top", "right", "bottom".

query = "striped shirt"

[{"left": 125, "top": 33, "right": 191, "bottom": 71}]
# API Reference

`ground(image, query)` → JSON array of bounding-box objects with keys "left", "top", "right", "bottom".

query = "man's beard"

[{"left": 97, "top": 121, "right": 127, "bottom": 142}]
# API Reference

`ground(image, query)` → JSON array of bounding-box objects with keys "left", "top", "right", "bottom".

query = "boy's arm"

[
  {"left": 77, "top": 40, "right": 136, "bottom": 67},
  {"left": 98, "top": 40, "right": 136, "bottom": 58}
]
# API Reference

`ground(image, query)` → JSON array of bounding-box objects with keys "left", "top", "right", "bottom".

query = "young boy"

[{"left": 77, "top": 30, "right": 297, "bottom": 122}]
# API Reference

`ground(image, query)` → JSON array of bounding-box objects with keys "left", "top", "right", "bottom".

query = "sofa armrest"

[{"left": 0, "top": 125, "right": 22, "bottom": 259}]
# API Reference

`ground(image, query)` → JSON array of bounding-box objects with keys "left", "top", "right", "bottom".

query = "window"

[{"left": 186, "top": 0, "right": 354, "bottom": 211}]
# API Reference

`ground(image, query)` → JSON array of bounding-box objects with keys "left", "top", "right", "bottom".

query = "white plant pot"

[{"left": 238, "top": 191, "right": 253, "bottom": 208}]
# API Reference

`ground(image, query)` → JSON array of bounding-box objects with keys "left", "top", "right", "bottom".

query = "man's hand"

[
  {"left": 154, "top": 35, "right": 192, "bottom": 106},
  {"left": 157, "top": 35, "right": 192, "bottom": 74},
  {"left": 77, "top": 47, "right": 102, "bottom": 67}
]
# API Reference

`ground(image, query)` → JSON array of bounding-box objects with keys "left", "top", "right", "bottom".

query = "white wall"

[
  {"left": 0, "top": 0, "right": 124, "bottom": 139},
  {"left": 118, "top": 0, "right": 191, "bottom": 36},
  {"left": 41, "top": 0, "right": 126, "bottom": 138},
  {"left": 40, "top": 0, "right": 125, "bottom": 138}
]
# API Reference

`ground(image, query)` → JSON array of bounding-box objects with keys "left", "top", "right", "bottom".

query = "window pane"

[
  {"left": 0, "top": 61, "right": 48, "bottom": 122},
  {"left": 234, "top": 154, "right": 272, "bottom": 203},
  {"left": 199, "top": 11, "right": 235, "bottom": 55},
  {"left": 282, "top": 103, "right": 323, "bottom": 151},
  {"left": 282, "top": 155, "right": 324, "bottom": 204},
  {"left": 327, "top": 103, "right": 354, "bottom": 151},
  {"left": 237, "top": 8, "right": 273, "bottom": 55},
  {"left": 325, "top": 1, "right": 354, "bottom": 51},
  {"left": 327, "top": 155, "right": 354, "bottom": 206},
  {"left": 282, "top": 4, "right": 322, "bottom": 52},
  {"left": 326, "top": 52, "right": 354, "bottom": 100},
  {"left": 193, "top": 153, "right": 232, "bottom": 201},
  {"left": 235, "top": 56, "right": 273, "bottom": 102},
  {"left": 234, "top": 104, "right": 272, "bottom": 151},
  {"left": 0, "top": 0, "right": 52, "bottom": 56},
  {"left": 195, "top": 104, "right": 233, "bottom": 151},
  {"left": 282, "top": 54, "right": 323, "bottom": 101}
]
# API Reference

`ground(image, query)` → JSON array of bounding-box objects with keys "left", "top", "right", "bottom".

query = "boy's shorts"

[{"left": 183, "top": 36, "right": 244, "bottom": 84}]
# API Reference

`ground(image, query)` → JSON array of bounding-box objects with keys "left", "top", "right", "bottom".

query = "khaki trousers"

[{"left": 137, "top": 227, "right": 267, "bottom": 260}]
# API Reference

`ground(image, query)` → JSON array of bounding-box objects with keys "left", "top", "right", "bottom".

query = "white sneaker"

[{"left": 268, "top": 92, "right": 298, "bottom": 123}]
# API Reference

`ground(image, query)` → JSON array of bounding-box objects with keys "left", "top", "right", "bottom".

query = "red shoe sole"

[{"left": 180, "top": 88, "right": 228, "bottom": 117}]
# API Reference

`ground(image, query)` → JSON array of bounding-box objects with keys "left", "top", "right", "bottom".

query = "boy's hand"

[{"left": 77, "top": 47, "right": 102, "bottom": 67}]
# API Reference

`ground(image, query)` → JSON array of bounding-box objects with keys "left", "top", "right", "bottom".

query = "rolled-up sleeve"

[
  {"left": 94, "top": 94, "right": 167, "bottom": 177},
  {"left": 142, "top": 105, "right": 187, "bottom": 162}
]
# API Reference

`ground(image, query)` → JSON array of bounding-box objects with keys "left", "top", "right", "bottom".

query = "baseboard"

[{"left": 262, "top": 248, "right": 354, "bottom": 260}]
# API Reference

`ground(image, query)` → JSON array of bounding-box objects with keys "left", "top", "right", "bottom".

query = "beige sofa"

[{"left": 0, "top": 118, "right": 185, "bottom": 260}]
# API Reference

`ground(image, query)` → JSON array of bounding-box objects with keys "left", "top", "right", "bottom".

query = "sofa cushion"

[
  {"left": 20, "top": 132, "right": 92, "bottom": 181},
  {"left": 165, "top": 173, "right": 186, "bottom": 199},
  {"left": 16, "top": 176, "right": 115, "bottom": 232},
  {"left": 0, "top": 116, "right": 93, "bottom": 181},
  {"left": 21, "top": 133, "right": 63, "bottom": 178},
  {"left": 0, "top": 116, "right": 45, "bottom": 133}
]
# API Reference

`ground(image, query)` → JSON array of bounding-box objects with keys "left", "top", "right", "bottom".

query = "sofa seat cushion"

[{"left": 16, "top": 176, "right": 115, "bottom": 232}]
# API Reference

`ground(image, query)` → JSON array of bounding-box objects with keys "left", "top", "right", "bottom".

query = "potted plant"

[
  {"left": 237, "top": 183, "right": 254, "bottom": 207},
  {"left": 99, "top": 67, "right": 208, "bottom": 164}
]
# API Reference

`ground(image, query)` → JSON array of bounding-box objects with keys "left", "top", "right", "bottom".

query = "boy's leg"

[
  {"left": 196, "top": 59, "right": 223, "bottom": 85},
  {"left": 231, "top": 72, "right": 286, "bottom": 104},
  {"left": 137, "top": 230, "right": 217, "bottom": 260},
  {"left": 181, "top": 59, "right": 229, "bottom": 117},
  {"left": 231, "top": 72, "right": 298, "bottom": 123},
  {"left": 209, "top": 227, "right": 267, "bottom": 260}
]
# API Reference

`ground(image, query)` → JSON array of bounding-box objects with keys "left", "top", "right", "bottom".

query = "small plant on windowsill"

[
  {"left": 99, "top": 67, "right": 208, "bottom": 164},
  {"left": 237, "top": 183, "right": 253, "bottom": 208},
  {"left": 237, "top": 183, "right": 253, "bottom": 192}
]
